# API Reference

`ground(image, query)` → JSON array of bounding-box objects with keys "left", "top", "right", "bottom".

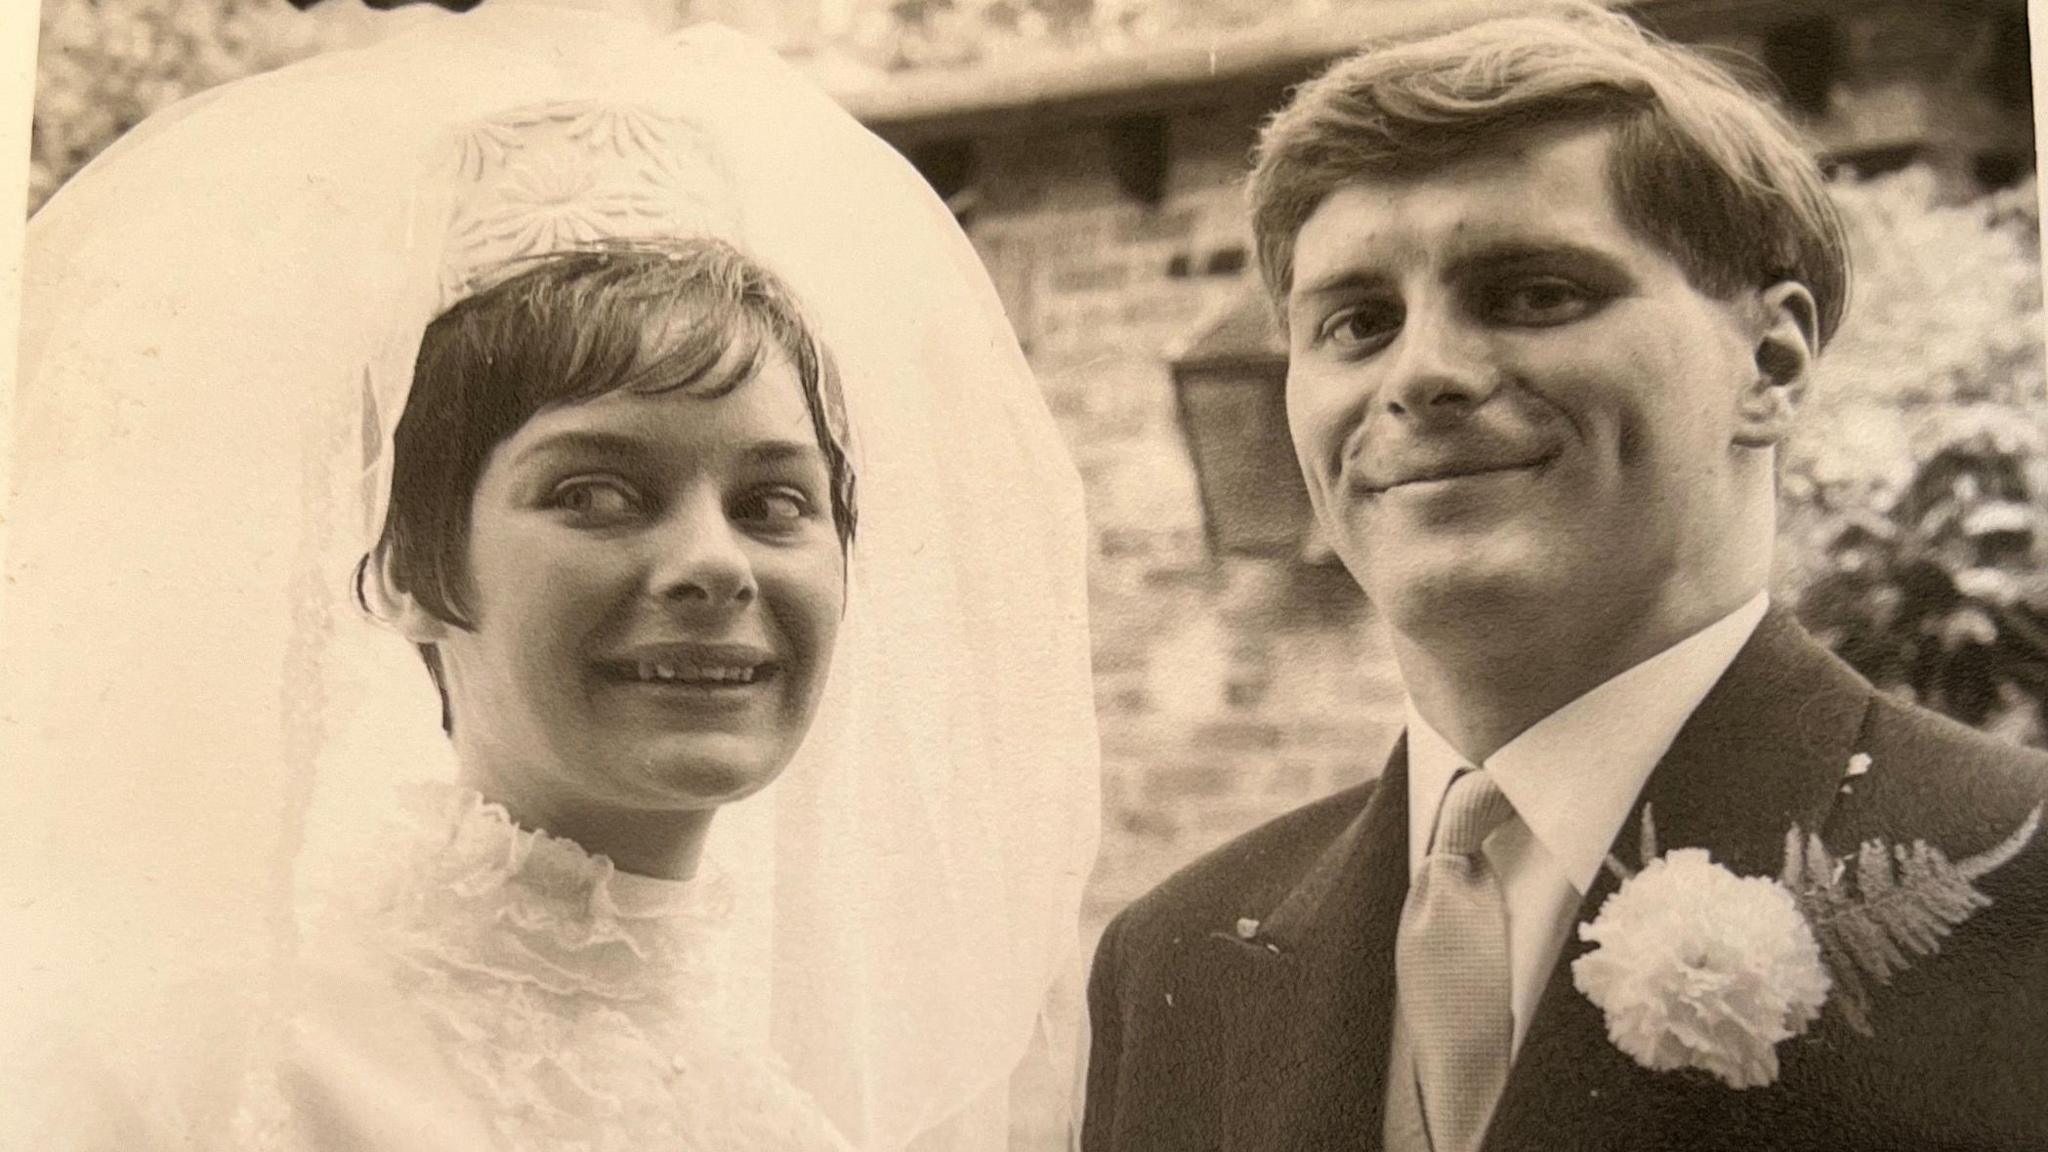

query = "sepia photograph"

[{"left": 2, "top": 0, "right": 2045, "bottom": 1149}]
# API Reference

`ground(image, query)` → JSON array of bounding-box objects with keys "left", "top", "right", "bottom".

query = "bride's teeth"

[{"left": 627, "top": 660, "right": 761, "bottom": 684}]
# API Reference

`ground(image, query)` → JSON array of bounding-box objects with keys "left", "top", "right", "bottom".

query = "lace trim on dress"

[
  {"left": 366, "top": 782, "right": 736, "bottom": 1005},
  {"left": 238, "top": 783, "right": 852, "bottom": 1152}
]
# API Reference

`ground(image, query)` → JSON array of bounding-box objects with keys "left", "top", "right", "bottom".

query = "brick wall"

[
  {"left": 962, "top": 109, "right": 1412, "bottom": 1152},
  {"left": 960, "top": 109, "right": 1411, "bottom": 943}
]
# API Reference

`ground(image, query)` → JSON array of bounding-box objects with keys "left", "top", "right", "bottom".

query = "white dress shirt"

[{"left": 1400, "top": 592, "right": 1769, "bottom": 1057}]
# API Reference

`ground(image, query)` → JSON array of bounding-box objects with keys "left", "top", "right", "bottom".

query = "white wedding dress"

[{"left": 20, "top": 782, "right": 854, "bottom": 1152}]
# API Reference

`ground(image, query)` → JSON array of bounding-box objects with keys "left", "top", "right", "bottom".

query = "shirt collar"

[{"left": 1405, "top": 592, "right": 1769, "bottom": 892}]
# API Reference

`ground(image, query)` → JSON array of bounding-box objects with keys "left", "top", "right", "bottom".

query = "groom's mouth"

[{"left": 1354, "top": 449, "right": 1560, "bottom": 496}]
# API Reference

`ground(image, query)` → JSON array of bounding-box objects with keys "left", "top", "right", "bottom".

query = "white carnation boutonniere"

[
  {"left": 1570, "top": 817, "right": 1830, "bottom": 1089},
  {"left": 1572, "top": 761, "right": 2041, "bottom": 1090}
]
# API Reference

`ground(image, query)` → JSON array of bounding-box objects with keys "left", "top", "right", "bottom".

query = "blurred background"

[{"left": 24, "top": 0, "right": 2048, "bottom": 1145}]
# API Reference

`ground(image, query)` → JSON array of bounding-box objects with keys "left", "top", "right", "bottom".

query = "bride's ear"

[
  {"left": 1732, "top": 280, "right": 1817, "bottom": 449},
  {"left": 359, "top": 547, "right": 452, "bottom": 644}
]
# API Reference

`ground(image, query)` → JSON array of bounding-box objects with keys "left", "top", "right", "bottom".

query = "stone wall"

[
  {"left": 958, "top": 105, "right": 1411, "bottom": 941},
  {"left": 964, "top": 105, "right": 1413, "bottom": 1152}
]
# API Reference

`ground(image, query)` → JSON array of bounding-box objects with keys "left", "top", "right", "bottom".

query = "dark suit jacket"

[{"left": 1082, "top": 610, "right": 2048, "bottom": 1151}]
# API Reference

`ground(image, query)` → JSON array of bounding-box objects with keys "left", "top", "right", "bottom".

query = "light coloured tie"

[{"left": 1394, "top": 768, "right": 1517, "bottom": 1152}]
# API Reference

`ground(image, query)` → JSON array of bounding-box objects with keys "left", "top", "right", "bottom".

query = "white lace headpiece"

[{"left": 438, "top": 100, "right": 743, "bottom": 304}]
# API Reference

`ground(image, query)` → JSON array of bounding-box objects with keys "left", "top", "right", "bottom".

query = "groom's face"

[{"left": 1282, "top": 124, "right": 1771, "bottom": 640}]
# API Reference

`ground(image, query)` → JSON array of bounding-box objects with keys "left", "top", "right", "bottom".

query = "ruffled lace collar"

[
  {"left": 366, "top": 782, "right": 735, "bottom": 1007},
  {"left": 261, "top": 783, "right": 855, "bottom": 1152}
]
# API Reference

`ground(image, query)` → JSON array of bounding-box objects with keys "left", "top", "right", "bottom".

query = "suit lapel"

[
  {"left": 1223, "top": 743, "right": 1412, "bottom": 1152},
  {"left": 1481, "top": 609, "right": 1875, "bottom": 1151}
]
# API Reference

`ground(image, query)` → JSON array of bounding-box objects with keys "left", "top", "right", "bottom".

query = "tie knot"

[{"left": 1431, "top": 770, "right": 1514, "bottom": 857}]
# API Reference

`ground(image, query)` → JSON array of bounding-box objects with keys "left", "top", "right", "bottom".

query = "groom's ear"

[{"left": 1732, "top": 280, "right": 1817, "bottom": 450}]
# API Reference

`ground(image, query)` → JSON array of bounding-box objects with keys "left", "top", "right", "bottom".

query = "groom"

[{"left": 1081, "top": 6, "right": 2048, "bottom": 1151}]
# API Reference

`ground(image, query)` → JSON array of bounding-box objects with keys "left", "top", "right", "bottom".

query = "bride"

[{"left": 0, "top": 1, "right": 1100, "bottom": 1149}]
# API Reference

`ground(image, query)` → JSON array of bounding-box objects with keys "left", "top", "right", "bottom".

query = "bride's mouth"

[
  {"left": 598, "top": 661, "right": 780, "bottom": 689},
  {"left": 595, "top": 642, "right": 781, "bottom": 693},
  {"left": 616, "top": 661, "right": 767, "bottom": 685}
]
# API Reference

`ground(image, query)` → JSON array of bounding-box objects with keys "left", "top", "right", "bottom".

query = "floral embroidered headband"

[{"left": 437, "top": 100, "right": 744, "bottom": 310}]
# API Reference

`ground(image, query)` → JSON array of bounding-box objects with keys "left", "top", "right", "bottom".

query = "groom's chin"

[{"left": 1361, "top": 549, "right": 1560, "bottom": 639}]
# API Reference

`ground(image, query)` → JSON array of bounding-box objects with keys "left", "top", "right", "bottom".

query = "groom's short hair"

[{"left": 1249, "top": 1, "right": 1850, "bottom": 346}]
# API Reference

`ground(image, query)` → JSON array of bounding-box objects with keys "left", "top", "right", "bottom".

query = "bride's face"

[{"left": 427, "top": 350, "right": 845, "bottom": 815}]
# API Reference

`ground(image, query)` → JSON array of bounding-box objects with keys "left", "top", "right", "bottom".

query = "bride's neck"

[{"left": 462, "top": 766, "right": 715, "bottom": 880}]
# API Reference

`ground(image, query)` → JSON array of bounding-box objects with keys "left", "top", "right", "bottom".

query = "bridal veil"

[{"left": 0, "top": 4, "right": 1100, "bottom": 1147}]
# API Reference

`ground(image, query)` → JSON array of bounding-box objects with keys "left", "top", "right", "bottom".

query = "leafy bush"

[
  {"left": 839, "top": 0, "right": 1323, "bottom": 73},
  {"left": 26, "top": 0, "right": 1296, "bottom": 209},
  {"left": 30, "top": 0, "right": 327, "bottom": 212},
  {"left": 1785, "top": 171, "right": 2048, "bottom": 747}
]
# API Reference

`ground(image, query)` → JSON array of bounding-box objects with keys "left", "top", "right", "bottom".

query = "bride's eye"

[
  {"left": 548, "top": 477, "right": 639, "bottom": 522},
  {"left": 733, "top": 487, "right": 813, "bottom": 530}
]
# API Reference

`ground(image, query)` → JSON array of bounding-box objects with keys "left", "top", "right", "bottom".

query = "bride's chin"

[{"left": 626, "top": 745, "right": 792, "bottom": 808}]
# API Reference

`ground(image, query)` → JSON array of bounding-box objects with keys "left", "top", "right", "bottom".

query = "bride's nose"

[{"left": 650, "top": 493, "right": 756, "bottom": 606}]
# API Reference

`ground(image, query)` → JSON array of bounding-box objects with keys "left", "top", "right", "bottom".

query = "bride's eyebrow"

[
  {"left": 742, "top": 439, "right": 828, "bottom": 468},
  {"left": 510, "top": 430, "right": 652, "bottom": 471}
]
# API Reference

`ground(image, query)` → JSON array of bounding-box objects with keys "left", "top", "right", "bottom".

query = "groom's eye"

[{"left": 1316, "top": 299, "right": 1403, "bottom": 357}]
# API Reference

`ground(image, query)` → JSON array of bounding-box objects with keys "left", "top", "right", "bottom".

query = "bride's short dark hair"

[{"left": 362, "top": 237, "right": 857, "bottom": 731}]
